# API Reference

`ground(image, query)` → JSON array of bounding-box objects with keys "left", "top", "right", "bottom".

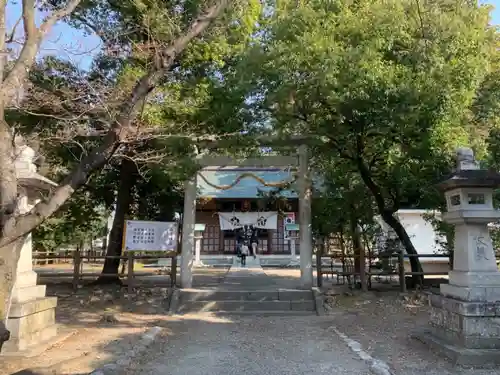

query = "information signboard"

[{"left": 123, "top": 220, "right": 178, "bottom": 252}]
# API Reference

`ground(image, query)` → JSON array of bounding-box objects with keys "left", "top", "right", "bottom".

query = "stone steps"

[
  {"left": 180, "top": 289, "right": 314, "bottom": 301},
  {"left": 211, "top": 310, "right": 315, "bottom": 316},
  {"left": 176, "top": 288, "right": 317, "bottom": 315}
]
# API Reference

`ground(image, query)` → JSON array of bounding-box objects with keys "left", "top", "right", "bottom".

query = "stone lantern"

[
  {"left": 1, "top": 146, "right": 60, "bottom": 356},
  {"left": 416, "top": 147, "right": 500, "bottom": 365}
]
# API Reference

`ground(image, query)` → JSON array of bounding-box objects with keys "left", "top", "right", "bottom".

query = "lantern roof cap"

[
  {"left": 437, "top": 147, "right": 500, "bottom": 191},
  {"left": 437, "top": 169, "right": 500, "bottom": 191}
]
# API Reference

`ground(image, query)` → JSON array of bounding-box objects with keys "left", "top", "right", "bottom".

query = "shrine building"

[
  {"left": 195, "top": 165, "right": 302, "bottom": 258},
  {"left": 177, "top": 151, "right": 320, "bottom": 278},
  {"left": 179, "top": 150, "right": 316, "bottom": 288}
]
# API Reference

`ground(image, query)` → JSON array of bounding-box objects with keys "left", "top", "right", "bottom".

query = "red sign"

[{"left": 241, "top": 200, "right": 251, "bottom": 212}]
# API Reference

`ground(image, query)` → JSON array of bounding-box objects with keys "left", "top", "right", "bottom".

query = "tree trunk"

[
  {"left": 380, "top": 212, "right": 423, "bottom": 285},
  {"left": 0, "top": 1, "right": 230, "bottom": 251},
  {"left": 356, "top": 157, "right": 424, "bottom": 285},
  {"left": 0, "top": 0, "right": 229, "bottom": 347},
  {"left": 349, "top": 213, "right": 367, "bottom": 291},
  {"left": 339, "top": 229, "right": 347, "bottom": 275},
  {"left": 361, "top": 228, "right": 373, "bottom": 289},
  {"left": 96, "top": 159, "right": 137, "bottom": 284},
  {"left": 0, "top": 240, "right": 24, "bottom": 351}
]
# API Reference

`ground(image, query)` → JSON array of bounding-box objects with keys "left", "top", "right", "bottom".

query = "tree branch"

[
  {"left": 47, "top": 130, "right": 328, "bottom": 152},
  {"left": 0, "top": 0, "right": 231, "bottom": 247},
  {"left": 368, "top": 150, "right": 385, "bottom": 171},
  {"left": 6, "top": 15, "right": 22, "bottom": 43},
  {"left": 0, "top": 1, "right": 19, "bottom": 233},
  {"left": 414, "top": 0, "right": 427, "bottom": 40},
  {"left": 389, "top": 187, "right": 401, "bottom": 212},
  {"left": 1, "top": 0, "right": 83, "bottom": 105},
  {"left": 356, "top": 156, "right": 389, "bottom": 214},
  {"left": 21, "top": 0, "right": 36, "bottom": 40}
]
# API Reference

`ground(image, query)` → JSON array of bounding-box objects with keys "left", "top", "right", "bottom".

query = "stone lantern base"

[
  {"left": 414, "top": 291, "right": 500, "bottom": 366},
  {"left": 2, "top": 297, "right": 58, "bottom": 355},
  {"left": 0, "top": 269, "right": 59, "bottom": 356}
]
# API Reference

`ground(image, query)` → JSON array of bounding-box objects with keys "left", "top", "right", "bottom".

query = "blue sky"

[
  {"left": 484, "top": 0, "right": 500, "bottom": 23},
  {"left": 5, "top": 0, "right": 500, "bottom": 71},
  {"left": 6, "top": 0, "right": 101, "bottom": 70}
]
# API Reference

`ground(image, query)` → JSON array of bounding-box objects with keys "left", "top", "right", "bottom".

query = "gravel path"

[
  {"left": 124, "top": 314, "right": 372, "bottom": 375},
  {"left": 324, "top": 290, "right": 500, "bottom": 375}
]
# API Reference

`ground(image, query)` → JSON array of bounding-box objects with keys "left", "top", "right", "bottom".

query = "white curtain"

[{"left": 218, "top": 212, "right": 278, "bottom": 230}]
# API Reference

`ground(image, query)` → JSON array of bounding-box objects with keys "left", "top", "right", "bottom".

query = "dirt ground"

[
  {"left": 323, "top": 288, "right": 500, "bottom": 375},
  {"left": 0, "top": 268, "right": 230, "bottom": 375},
  {"left": 2, "top": 268, "right": 499, "bottom": 375},
  {"left": 267, "top": 269, "right": 499, "bottom": 374}
]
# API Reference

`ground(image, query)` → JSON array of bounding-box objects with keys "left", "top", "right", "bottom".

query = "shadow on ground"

[
  {"left": 7, "top": 313, "right": 240, "bottom": 375},
  {"left": 3, "top": 267, "right": 489, "bottom": 375},
  {"left": 1, "top": 268, "right": 233, "bottom": 374},
  {"left": 7, "top": 330, "right": 151, "bottom": 375}
]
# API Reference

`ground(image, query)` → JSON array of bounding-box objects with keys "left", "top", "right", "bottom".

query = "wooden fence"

[
  {"left": 35, "top": 249, "right": 452, "bottom": 293},
  {"left": 316, "top": 251, "right": 450, "bottom": 292},
  {"left": 33, "top": 251, "right": 73, "bottom": 265},
  {"left": 33, "top": 251, "right": 177, "bottom": 293}
]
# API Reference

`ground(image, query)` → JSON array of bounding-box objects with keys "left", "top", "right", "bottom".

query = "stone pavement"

[
  {"left": 105, "top": 265, "right": 500, "bottom": 375},
  {"left": 218, "top": 261, "right": 281, "bottom": 290},
  {"left": 215, "top": 256, "right": 307, "bottom": 290},
  {"left": 124, "top": 315, "right": 373, "bottom": 375},
  {"left": 123, "top": 264, "right": 373, "bottom": 374}
]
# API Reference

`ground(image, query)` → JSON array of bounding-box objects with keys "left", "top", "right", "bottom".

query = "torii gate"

[{"left": 179, "top": 145, "right": 313, "bottom": 289}]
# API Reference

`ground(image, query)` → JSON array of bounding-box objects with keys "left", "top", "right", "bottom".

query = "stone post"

[
  {"left": 194, "top": 235, "right": 202, "bottom": 266},
  {"left": 180, "top": 177, "right": 196, "bottom": 288},
  {"left": 2, "top": 146, "right": 59, "bottom": 356},
  {"left": 286, "top": 238, "right": 300, "bottom": 267},
  {"left": 414, "top": 147, "right": 500, "bottom": 366},
  {"left": 193, "top": 224, "right": 207, "bottom": 268},
  {"left": 290, "top": 238, "right": 297, "bottom": 259},
  {"left": 298, "top": 145, "right": 313, "bottom": 289}
]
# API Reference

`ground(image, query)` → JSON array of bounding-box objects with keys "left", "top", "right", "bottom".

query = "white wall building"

[{"left": 376, "top": 209, "right": 450, "bottom": 274}]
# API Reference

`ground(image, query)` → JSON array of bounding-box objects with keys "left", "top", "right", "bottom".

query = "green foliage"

[
  {"left": 24, "top": 0, "right": 500, "bottom": 260},
  {"left": 311, "top": 157, "right": 376, "bottom": 237},
  {"left": 14, "top": 1, "right": 264, "bottom": 254},
  {"left": 237, "top": 0, "right": 497, "bottom": 216},
  {"left": 489, "top": 226, "right": 500, "bottom": 258},
  {"left": 32, "top": 189, "right": 108, "bottom": 252},
  {"left": 133, "top": 166, "right": 185, "bottom": 221}
]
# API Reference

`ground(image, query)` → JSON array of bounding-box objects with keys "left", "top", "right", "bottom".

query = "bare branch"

[
  {"left": 414, "top": 0, "right": 427, "bottom": 40},
  {"left": 0, "top": 0, "right": 231, "bottom": 247},
  {"left": 43, "top": 128, "right": 328, "bottom": 150},
  {"left": 6, "top": 16, "right": 22, "bottom": 43},
  {"left": 39, "top": 0, "right": 83, "bottom": 32},
  {"left": 2, "top": 0, "right": 83, "bottom": 105},
  {"left": 0, "top": 1, "right": 19, "bottom": 234}
]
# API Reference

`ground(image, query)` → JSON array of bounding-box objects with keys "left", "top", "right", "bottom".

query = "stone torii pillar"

[
  {"left": 180, "top": 176, "right": 196, "bottom": 288},
  {"left": 298, "top": 145, "right": 313, "bottom": 289}
]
